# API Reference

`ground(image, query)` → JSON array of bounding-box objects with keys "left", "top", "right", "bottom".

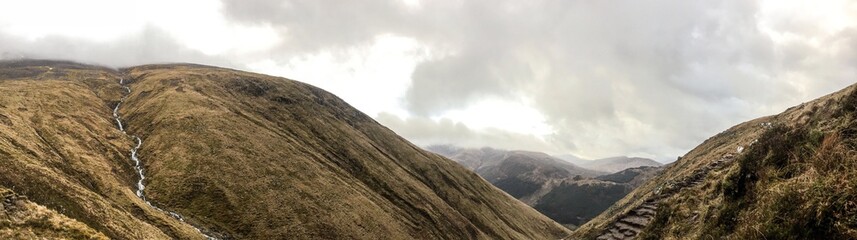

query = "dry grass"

[
  {"left": 0, "top": 60, "right": 571, "bottom": 239},
  {"left": 0, "top": 60, "right": 236, "bottom": 239},
  {"left": 116, "top": 64, "right": 571, "bottom": 239},
  {"left": 711, "top": 124, "right": 857, "bottom": 239},
  {"left": 0, "top": 187, "right": 108, "bottom": 240},
  {"left": 573, "top": 84, "right": 857, "bottom": 239}
]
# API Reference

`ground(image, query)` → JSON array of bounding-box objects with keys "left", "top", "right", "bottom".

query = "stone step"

[
  {"left": 640, "top": 203, "right": 658, "bottom": 210},
  {"left": 596, "top": 234, "right": 615, "bottom": 240},
  {"left": 614, "top": 221, "right": 642, "bottom": 233},
  {"left": 623, "top": 229, "right": 636, "bottom": 237},
  {"left": 609, "top": 228, "right": 626, "bottom": 239},
  {"left": 634, "top": 208, "right": 656, "bottom": 216},
  {"left": 621, "top": 215, "right": 652, "bottom": 226}
]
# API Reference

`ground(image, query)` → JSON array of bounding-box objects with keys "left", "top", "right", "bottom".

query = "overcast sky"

[{"left": 1, "top": 0, "right": 855, "bottom": 162}]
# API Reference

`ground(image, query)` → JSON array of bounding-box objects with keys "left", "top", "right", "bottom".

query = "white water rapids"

[{"left": 112, "top": 78, "right": 218, "bottom": 239}]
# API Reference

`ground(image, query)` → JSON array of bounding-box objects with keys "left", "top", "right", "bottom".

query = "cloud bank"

[{"left": 1, "top": 0, "right": 855, "bottom": 161}]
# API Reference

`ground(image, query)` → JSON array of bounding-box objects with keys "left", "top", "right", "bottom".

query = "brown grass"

[
  {"left": 0, "top": 187, "right": 108, "bottom": 240},
  {"left": 120, "top": 64, "right": 571, "bottom": 239},
  {"left": 573, "top": 84, "right": 857, "bottom": 239},
  {"left": 0, "top": 60, "right": 240, "bottom": 239},
  {"left": 0, "top": 60, "right": 571, "bottom": 239}
]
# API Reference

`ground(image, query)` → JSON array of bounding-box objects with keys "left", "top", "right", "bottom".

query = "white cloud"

[
  {"left": 0, "top": 0, "right": 144, "bottom": 42},
  {"left": 433, "top": 97, "right": 554, "bottom": 137},
  {"left": 246, "top": 34, "right": 431, "bottom": 118},
  {"left": 0, "top": 0, "right": 279, "bottom": 56}
]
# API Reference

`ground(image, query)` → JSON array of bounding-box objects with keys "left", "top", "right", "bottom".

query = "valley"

[
  {"left": 0, "top": 1, "right": 852, "bottom": 239},
  {"left": 428, "top": 145, "right": 662, "bottom": 229},
  {"left": 1, "top": 59, "right": 856, "bottom": 239}
]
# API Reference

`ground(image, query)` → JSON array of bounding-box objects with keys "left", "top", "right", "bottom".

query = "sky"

[{"left": 0, "top": 0, "right": 855, "bottom": 162}]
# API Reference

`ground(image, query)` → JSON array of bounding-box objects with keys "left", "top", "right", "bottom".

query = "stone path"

[{"left": 593, "top": 152, "right": 737, "bottom": 240}]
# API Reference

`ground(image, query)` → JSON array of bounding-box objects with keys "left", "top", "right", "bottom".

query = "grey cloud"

[
  {"left": 221, "top": 0, "right": 412, "bottom": 53},
  {"left": 407, "top": 51, "right": 531, "bottom": 115},
  {"left": 375, "top": 112, "right": 566, "bottom": 154},
  {"left": 0, "top": 26, "right": 234, "bottom": 68},
  {"left": 217, "top": 0, "right": 857, "bottom": 161},
  {"left": 394, "top": 0, "right": 779, "bottom": 159},
  {"left": 5, "top": 0, "right": 845, "bottom": 161},
  {"left": 402, "top": 0, "right": 855, "bottom": 160}
]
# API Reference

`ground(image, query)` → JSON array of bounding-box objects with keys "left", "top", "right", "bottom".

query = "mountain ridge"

[
  {"left": 0, "top": 59, "right": 570, "bottom": 239},
  {"left": 557, "top": 155, "right": 663, "bottom": 173}
]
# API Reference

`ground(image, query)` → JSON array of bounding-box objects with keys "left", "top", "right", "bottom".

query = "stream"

[{"left": 113, "top": 78, "right": 218, "bottom": 240}]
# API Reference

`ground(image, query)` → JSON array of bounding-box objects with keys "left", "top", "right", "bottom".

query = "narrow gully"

[{"left": 112, "top": 77, "right": 219, "bottom": 240}]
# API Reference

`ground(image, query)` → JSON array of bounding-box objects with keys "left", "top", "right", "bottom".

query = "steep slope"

[
  {"left": 430, "top": 146, "right": 661, "bottom": 229},
  {"left": 0, "top": 60, "right": 208, "bottom": 239},
  {"left": 529, "top": 180, "right": 630, "bottom": 229},
  {"left": 572, "top": 84, "right": 857, "bottom": 239},
  {"left": 0, "top": 60, "right": 570, "bottom": 239},
  {"left": 118, "top": 64, "right": 570, "bottom": 239},
  {"left": 570, "top": 156, "right": 663, "bottom": 173},
  {"left": 0, "top": 187, "right": 107, "bottom": 239}
]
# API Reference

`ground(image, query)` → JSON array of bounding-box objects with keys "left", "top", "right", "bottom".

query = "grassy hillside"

[
  {"left": 0, "top": 60, "right": 570, "bottom": 239},
  {"left": 119, "top": 64, "right": 569, "bottom": 239},
  {"left": 572, "top": 84, "right": 857, "bottom": 239},
  {"left": 532, "top": 180, "right": 629, "bottom": 228},
  {"left": 0, "top": 187, "right": 107, "bottom": 239},
  {"left": 0, "top": 60, "right": 206, "bottom": 239}
]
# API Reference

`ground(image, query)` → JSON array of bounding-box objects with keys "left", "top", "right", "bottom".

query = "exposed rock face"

[{"left": 0, "top": 60, "right": 570, "bottom": 239}]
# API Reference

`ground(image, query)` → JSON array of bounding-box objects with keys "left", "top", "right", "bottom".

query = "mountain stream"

[{"left": 113, "top": 78, "right": 218, "bottom": 240}]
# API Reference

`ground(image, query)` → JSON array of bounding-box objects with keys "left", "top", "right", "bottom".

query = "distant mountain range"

[
  {"left": 557, "top": 155, "right": 663, "bottom": 173},
  {"left": 427, "top": 145, "right": 604, "bottom": 180},
  {"left": 427, "top": 145, "right": 662, "bottom": 229}
]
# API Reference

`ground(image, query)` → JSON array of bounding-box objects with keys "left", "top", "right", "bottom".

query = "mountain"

[
  {"left": 571, "top": 83, "right": 857, "bottom": 239},
  {"left": 428, "top": 145, "right": 661, "bottom": 229},
  {"left": 427, "top": 146, "right": 604, "bottom": 180},
  {"left": 555, "top": 154, "right": 588, "bottom": 166},
  {"left": 559, "top": 156, "right": 663, "bottom": 173},
  {"left": 595, "top": 166, "right": 664, "bottom": 188},
  {"left": 0, "top": 60, "right": 570, "bottom": 239}
]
